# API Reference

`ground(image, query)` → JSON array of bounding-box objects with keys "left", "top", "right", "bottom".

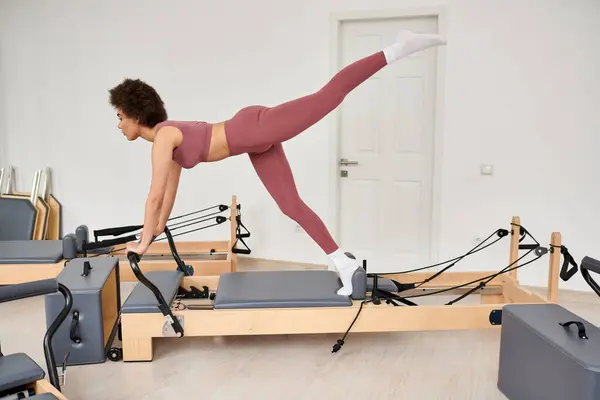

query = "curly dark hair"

[{"left": 109, "top": 78, "right": 168, "bottom": 127}]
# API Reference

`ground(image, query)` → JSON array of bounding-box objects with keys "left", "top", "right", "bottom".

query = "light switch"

[{"left": 480, "top": 164, "right": 493, "bottom": 176}]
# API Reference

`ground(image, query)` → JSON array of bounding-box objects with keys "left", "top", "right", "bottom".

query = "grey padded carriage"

[
  {"left": 0, "top": 240, "right": 64, "bottom": 264},
  {"left": 498, "top": 303, "right": 600, "bottom": 400},
  {"left": 213, "top": 270, "right": 352, "bottom": 309},
  {"left": 121, "top": 270, "right": 184, "bottom": 314},
  {"left": 0, "top": 353, "right": 45, "bottom": 392}
]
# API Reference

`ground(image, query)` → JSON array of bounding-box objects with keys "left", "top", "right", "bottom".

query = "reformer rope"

[
  {"left": 410, "top": 229, "right": 509, "bottom": 289},
  {"left": 383, "top": 228, "right": 509, "bottom": 277},
  {"left": 83, "top": 203, "right": 236, "bottom": 257},
  {"left": 332, "top": 223, "right": 569, "bottom": 353}
]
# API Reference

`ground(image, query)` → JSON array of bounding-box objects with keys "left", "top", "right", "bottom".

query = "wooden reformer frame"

[{"left": 120, "top": 216, "right": 562, "bottom": 362}]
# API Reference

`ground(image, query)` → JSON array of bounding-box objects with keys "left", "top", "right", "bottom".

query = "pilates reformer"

[
  {"left": 0, "top": 279, "right": 72, "bottom": 399},
  {"left": 117, "top": 216, "right": 577, "bottom": 362},
  {"left": 0, "top": 195, "right": 250, "bottom": 285},
  {"left": 0, "top": 233, "right": 84, "bottom": 285},
  {"left": 87, "top": 195, "right": 250, "bottom": 281}
]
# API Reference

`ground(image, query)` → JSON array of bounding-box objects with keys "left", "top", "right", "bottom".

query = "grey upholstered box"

[{"left": 497, "top": 303, "right": 600, "bottom": 400}]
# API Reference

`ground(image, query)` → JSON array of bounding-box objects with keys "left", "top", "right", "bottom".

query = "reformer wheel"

[
  {"left": 183, "top": 264, "right": 194, "bottom": 275},
  {"left": 108, "top": 347, "right": 122, "bottom": 362}
]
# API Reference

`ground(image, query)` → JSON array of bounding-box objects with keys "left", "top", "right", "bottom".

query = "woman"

[{"left": 109, "top": 30, "right": 445, "bottom": 296}]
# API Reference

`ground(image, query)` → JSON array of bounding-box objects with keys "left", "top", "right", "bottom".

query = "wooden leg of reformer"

[
  {"left": 122, "top": 337, "right": 153, "bottom": 362},
  {"left": 547, "top": 232, "right": 561, "bottom": 303}
]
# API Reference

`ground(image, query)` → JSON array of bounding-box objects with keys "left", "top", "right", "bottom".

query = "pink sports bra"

[{"left": 154, "top": 120, "right": 213, "bottom": 169}]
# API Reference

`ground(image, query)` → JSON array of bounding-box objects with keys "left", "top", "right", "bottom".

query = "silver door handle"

[{"left": 340, "top": 158, "right": 359, "bottom": 166}]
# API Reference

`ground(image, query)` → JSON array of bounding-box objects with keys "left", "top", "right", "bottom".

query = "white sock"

[
  {"left": 382, "top": 30, "right": 446, "bottom": 63},
  {"left": 328, "top": 248, "right": 360, "bottom": 296}
]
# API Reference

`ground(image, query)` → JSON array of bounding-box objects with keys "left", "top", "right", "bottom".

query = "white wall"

[
  {"left": 0, "top": 8, "right": 5, "bottom": 175},
  {"left": 1, "top": 0, "right": 599, "bottom": 292}
]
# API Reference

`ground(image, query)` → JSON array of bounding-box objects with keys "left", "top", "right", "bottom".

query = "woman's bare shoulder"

[{"left": 154, "top": 124, "right": 183, "bottom": 148}]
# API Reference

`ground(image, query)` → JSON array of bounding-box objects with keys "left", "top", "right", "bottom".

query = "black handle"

[
  {"left": 0, "top": 279, "right": 73, "bottom": 393},
  {"left": 70, "top": 310, "right": 81, "bottom": 343},
  {"left": 559, "top": 320, "right": 588, "bottom": 339},
  {"left": 44, "top": 283, "right": 73, "bottom": 392},
  {"left": 81, "top": 261, "right": 92, "bottom": 277},
  {"left": 0, "top": 279, "right": 58, "bottom": 303},
  {"left": 580, "top": 256, "right": 600, "bottom": 298},
  {"left": 558, "top": 246, "right": 579, "bottom": 281}
]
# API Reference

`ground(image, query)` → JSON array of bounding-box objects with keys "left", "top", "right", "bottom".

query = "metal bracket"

[
  {"left": 162, "top": 315, "right": 184, "bottom": 337},
  {"left": 489, "top": 309, "right": 502, "bottom": 326}
]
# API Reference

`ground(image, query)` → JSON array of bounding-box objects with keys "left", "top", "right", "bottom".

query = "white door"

[{"left": 337, "top": 16, "right": 440, "bottom": 273}]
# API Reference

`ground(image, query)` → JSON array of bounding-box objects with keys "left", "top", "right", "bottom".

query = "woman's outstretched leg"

[
  {"left": 249, "top": 143, "right": 360, "bottom": 295},
  {"left": 224, "top": 30, "right": 445, "bottom": 155}
]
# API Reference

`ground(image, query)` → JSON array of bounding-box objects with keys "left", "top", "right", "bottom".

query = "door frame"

[{"left": 328, "top": 6, "right": 447, "bottom": 265}]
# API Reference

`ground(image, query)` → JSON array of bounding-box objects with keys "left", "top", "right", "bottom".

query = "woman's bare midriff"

[{"left": 207, "top": 121, "right": 231, "bottom": 162}]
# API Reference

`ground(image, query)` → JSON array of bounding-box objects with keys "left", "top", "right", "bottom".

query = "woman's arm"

[
  {"left": 127, "top": 127, "right": 179, "bottom": 254},
  {"left": 157, "top": 161, "right": 182, "bottom": 232}
]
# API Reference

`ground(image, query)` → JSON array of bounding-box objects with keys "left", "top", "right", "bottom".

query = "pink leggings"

[{"left": 224, "top": 51, "right": 388, "bottom": 254}]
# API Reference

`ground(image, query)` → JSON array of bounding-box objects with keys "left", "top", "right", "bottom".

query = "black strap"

[
  {"left": 232, "top": 205, "right": 251, "bottom": 254},
  {"left": 93, "top": 224, "right": 142, "bottom": 239},
  {"left": 70, "top": 310, "right": 81, "bottom": 343},
  {"left": 557, "top": 245, "right": 578, "bottom": 281},
  {"left": 559, "top": 320, "right": 588, "bottom": 339},
  {"left": 83, "top": 234, "right": 138, "bottom": 251}
]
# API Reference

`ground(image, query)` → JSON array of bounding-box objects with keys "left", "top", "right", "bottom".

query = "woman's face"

[{"left": 117, "top": 109, "right": 140, "bottom": 141}]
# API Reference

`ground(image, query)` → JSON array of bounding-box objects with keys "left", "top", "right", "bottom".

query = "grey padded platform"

[
  {"left": 30, "top": 394, "right": 58, "bottom": 399},
  {"left": 0, "top": 240, "right": 64, "bottom": 264},
  {"left": 213, "top": 270, "right": 352, "bottom": 309},
  {"left": 122, "top": 270, "right": 184, "bottom": 314},
  {"left": 0, "top": 352, "right": 45, "bottom": 392},
  {"left": 498, "top": 303, "right": 600, "bottom": 400}
]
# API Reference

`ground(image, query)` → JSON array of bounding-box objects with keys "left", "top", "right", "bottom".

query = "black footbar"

[
  {"left": 127, "top": 251, "right": 184, "bottom": 337},
  {"left": 124, "top": 224, "right": 192, "bottom": 337}
]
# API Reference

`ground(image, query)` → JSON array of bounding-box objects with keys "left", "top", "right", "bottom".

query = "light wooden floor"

[{"left": 1, "top": 257, "right": 599, "bottom": 400}]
